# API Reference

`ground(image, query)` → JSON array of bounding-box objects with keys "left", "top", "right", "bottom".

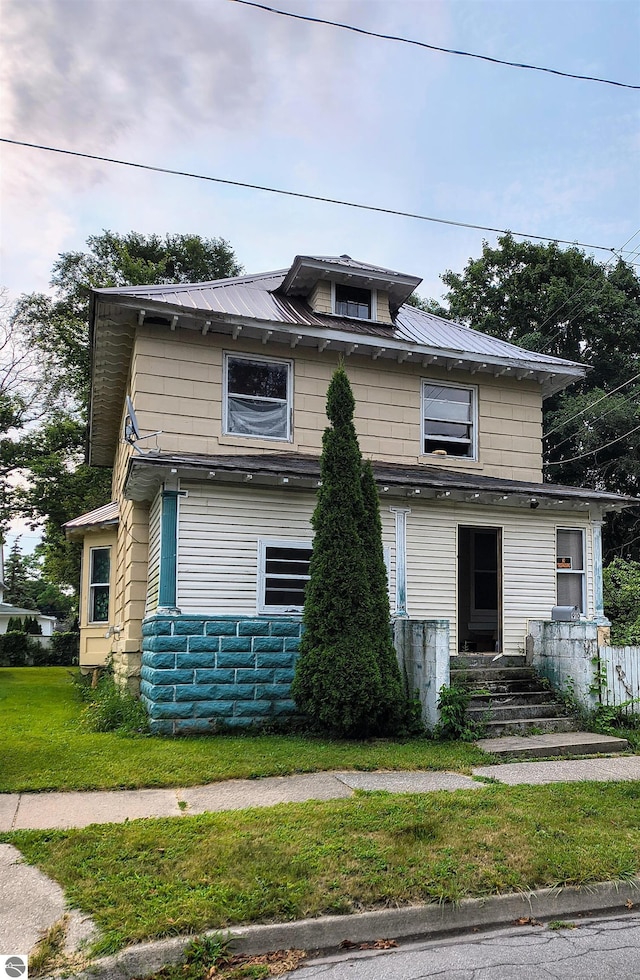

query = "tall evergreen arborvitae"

[
  {"left": 360, "top": 459, "right": 406, "bottom": 731},
  {"left": 292, "top": 364, "right": 406, "bottom": 737}
]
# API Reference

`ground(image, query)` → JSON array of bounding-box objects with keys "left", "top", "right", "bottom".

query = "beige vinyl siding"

[
  {"left": 145, "top": 492, "right": 162, "bottom": 614},
  {"left": 78, "top": 529, "right": 117, "bottom": 666},
  {"left": 112, "top": 498, "right": 149, "bottom": 654},
  {"left": 177, "top": 482, "right": 396, "bottom": 616},
  {"left": 129, "top": 329, "right": 544, "bottom": 482},
  {"left": 309, "top": 280, "right": 332, "bottom": 314}
]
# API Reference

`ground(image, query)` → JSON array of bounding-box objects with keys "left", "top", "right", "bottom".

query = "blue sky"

[
  {"left": 1, "top": 0, "right": 638, "bottom": 306},
  {"left": 0, "top": 0, "right": 638, "bottom": 553}
]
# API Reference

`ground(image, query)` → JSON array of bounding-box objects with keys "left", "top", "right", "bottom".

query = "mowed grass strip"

[
  {"left": 0, "top": 668, "right": 486, "bottom": 792},
  {"left": 5, "top": 781, "right": 640, "bottom": 955}
]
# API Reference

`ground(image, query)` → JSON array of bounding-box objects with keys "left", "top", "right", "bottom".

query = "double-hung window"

[
  {"left": 224, "top": 354, "right": 292, "bottom": 441},
  {"left": 89, "top": 547, "right": 111, "bottom": 623},
  {"left": 258, "top": 540, "right": 312, "bottom": 614},
  {"left": 422, "top": 381, "right": 476, "bottom": 458},
  {"left": 556, "top": 528, "right": 585, "bottom": 613}
]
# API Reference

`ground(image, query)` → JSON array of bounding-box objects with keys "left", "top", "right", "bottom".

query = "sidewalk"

[
  {"left": 3, "top": 754, "right": 640, "bottom": 832},
  {"left": 2, "top": 754, "right": 640, "bottom": 974}
]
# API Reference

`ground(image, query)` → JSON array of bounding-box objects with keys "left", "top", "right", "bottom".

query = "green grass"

[
  {"left": 0, "top": 668, "right": 487, "bottom": 792},
  {"left": 5, "top": 781, "right": 640, "bottom": 955}
]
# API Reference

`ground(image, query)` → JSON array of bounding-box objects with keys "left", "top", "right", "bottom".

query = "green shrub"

[
  {"left": 603, "top": 558, "right": 640, "bottom": 645},
  {"left": 6, "top": 616, "right": 25, "bottom": 633},
  {"left": 49, "top": 632, "right": 80, "bottom": 666},
  {"left": 433, "top": 679, "right": 479, "bottom": 741},
  {"left": 80, "top": 671, "right": 149, "bottom": 734},
  {"left": 0, "top": 631, "right": 33, "bottom": 666}
]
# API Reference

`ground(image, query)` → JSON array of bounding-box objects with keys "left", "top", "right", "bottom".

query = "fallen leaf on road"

[
  {"left": 358, "top": 939, "right": 398, "bottom": 950},
  {"left": 514, "top": 917, "right": 542, "bottom": 926}
]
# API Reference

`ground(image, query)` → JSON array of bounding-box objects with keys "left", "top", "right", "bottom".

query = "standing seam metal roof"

[{"left": 94, "top": 271, "right": 582, "bottom": 369}]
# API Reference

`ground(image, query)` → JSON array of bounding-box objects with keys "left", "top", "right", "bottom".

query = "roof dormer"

[{"left": 279, "top": 254, "right": 421, "bottom": 323}]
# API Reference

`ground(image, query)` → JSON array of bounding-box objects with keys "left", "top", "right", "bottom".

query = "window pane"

[
  {"left": 227, "top": 397, "right": 288, "bottom": 438},
  {"left": 90, "top": 548, "right": 110, "bottom": 585},
  {"left": 424, "top": 420, "right": 471, "bottom": 440},
  {"left": 557, "top": 530, "right": 584, "bottom": 570},
  {"left": 91, "top": 585, "right": 110, "bottom": 622},
  {"left": 423, "top": 385, "right": 471, "bottom": 422},
  {"left": 558, "top": 573, "right": 583, "bottom": 609},
  {"left": 335, "top": 284, "right": 371, "bottom": 319},
  {"left": 228, "top": 358, "right": 288, "bottom": 399},
  {"left": 263, "top": 544, "right": 311, "bottom": 609},
  {"left": 265, "top": 585, "right": 307, "bottom": 606}
]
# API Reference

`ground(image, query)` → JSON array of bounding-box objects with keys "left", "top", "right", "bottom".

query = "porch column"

[
  {"left": 592, "top": 520, "right": 610, "bottom": 626},
  {"left": 158, "top": 488, "right": 181, "bottom": 613},
  {"left": 389, "top": 507, "right": 411, "bottom": 618}
]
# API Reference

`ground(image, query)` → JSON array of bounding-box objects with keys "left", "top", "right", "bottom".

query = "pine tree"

[{"left": 292, "top": 364, "right": 405, "bottom": 737}]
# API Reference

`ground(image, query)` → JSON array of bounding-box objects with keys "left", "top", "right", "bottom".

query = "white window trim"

[
  {"left": 257, "top": 539, "right": 391, "bottom": 615},
  {"left": 223, "top": 352, "right": 293, "bottom": 442},
  {"left": 421, "top": 378, "right": 478, "bottom": 461},
  {"left": 330, "top": 281, "right": 378, "bottom": 321},
  {"left": 88, "top": 545, "right": 111, "bottom": 624},
  {"left": 258, "top": 538, "right": 312, "bottom": 615},
  {"left": 556, "top": 526, "right": 586, "bottom": 614}
]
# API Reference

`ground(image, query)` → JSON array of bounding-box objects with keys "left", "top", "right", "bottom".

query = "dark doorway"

[{"left": 458, "top": 526, "right": 502, "bottom": 653}]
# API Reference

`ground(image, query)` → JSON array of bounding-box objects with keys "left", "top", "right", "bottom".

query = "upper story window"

[
  {"left": 224, "top": 354, "right": 292, "bottom": 441},
  {"left": 422, "top": 381, "right": 477, "bottom": 458},
  {"left": 334, "top": 283, "right": 372, "bottom": 319},
  {"left": 89, "top": 547, "right": 111, "bottom": 623},
  {"left": 556, "top": 528, "right": 585, "bottom": 613}
]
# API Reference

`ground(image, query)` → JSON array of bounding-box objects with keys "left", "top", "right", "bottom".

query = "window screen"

[
  {"left": 261, "top": 542, "right": 312, "bottom": 612},
  {"left": 556, "top": 529, "right": 585, "bottom": 612}
]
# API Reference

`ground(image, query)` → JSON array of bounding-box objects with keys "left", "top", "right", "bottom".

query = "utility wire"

[
  {"left": 0, "top": 138, "right": 624, "bottom": 256},
  {"left": 544, "top": 423, "right": 640, "bottom": 466},
  {"left": 544, "top": 371, "right": 640, "bottom": 439},
  {"left": 230, "top": 0, "right": 640, "bottom": 90},
  {"left": 550, "top": 386, "right": 640, "bottom": 454}
]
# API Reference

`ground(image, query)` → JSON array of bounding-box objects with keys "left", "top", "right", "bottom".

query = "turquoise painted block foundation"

[{"left": 141, "top": 614, "right": 304, "bottom": 734}]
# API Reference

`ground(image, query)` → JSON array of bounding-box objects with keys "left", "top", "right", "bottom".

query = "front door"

[{"left": 458, "top": 526, "right": 502, "bottom": 653}]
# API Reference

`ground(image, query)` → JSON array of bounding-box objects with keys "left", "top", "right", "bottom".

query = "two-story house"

[{"left": 65, "top": 254, "right": 635, "bottom": 733}]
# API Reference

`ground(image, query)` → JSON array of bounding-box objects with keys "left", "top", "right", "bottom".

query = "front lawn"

[
  {"left": 0, "top": 668, "right": 487, "bottom": 792},
  {"left": 5, "top": 781, "right": 640, "bottom": 955}
]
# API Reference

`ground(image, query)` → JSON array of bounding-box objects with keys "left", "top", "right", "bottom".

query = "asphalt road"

[{"left": 292, "top": 913, "right": 640, "bottom": 979}]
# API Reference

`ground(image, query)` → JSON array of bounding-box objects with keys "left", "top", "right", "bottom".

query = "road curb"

[{"left": 52, "top": 878, "right": 640, "bottom": 980}]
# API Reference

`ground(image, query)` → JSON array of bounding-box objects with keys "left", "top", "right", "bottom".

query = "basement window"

[
  {"left": 556, "top": 528, "right": 585, "bottom": 613},
  {"left": 258, "top": 540, "right": 312, "bottom": 614},
  {"left": 224, "top": 354, "right": 292, "bottom": 441},
  {"left": 422, "top": 381, "right": 477, "bottom": 458}
]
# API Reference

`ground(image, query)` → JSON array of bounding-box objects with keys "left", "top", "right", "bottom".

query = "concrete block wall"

[
  {"left": 140, "top": 614, "right": 303, "bottom": 734},
  {"left": 393, "top": 619, "right": 450, "bottom": 727},
  {"left": 527, "top": 620, "right": 600, "bottom": 712}
]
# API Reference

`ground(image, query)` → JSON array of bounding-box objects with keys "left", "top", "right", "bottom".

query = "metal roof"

[
  {"left": 93, "top": 268, "right": 582, "bottom": 371},
  {"left": 63, "top": 501, "right": 119, "bottom": 536}
]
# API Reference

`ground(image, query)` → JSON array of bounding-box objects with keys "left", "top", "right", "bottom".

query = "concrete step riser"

[
  {"left": 468, "top": 692, "right": 558, "bottom": 708},
  {"left": 451, "top": 668, "right": 538, "bottom": 684},
  {"left": 452, "top": 656, "right": 526, "bottom": 669},
  {"left": 481, "top": 718, "right": 578, "bottom": 736},
  {"left": 468, "top": 703, "right": 570, "bottom": 722}
]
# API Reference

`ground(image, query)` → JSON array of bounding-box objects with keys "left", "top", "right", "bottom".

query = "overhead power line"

[
  {"left": 544, "top": 423, "right": 640, "bottom": 467},
  {"left": 230, "top": 0, "right": 640, "bottom": 90},
  {"left": 544, "top": 371, "right": 640, "bottom": 439},
  {"left": 0, "top": 138, "right": 624, "bottom": 256}
]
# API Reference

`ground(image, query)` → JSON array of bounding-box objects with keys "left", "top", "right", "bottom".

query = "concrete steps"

[
  {"left": 451, "top": 655, "right": 578, "bottom": 737},
  {"left": 476, "top": 731, "right": 629, "bottom": 759}
]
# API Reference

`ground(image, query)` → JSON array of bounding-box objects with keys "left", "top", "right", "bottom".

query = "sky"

[{"left": 0, "top": 0, "right": 639, "bottom": 551}]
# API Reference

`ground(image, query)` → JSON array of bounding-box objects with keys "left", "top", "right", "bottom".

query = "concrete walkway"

[
  {"left": 2, "top": 755, "right": 640, "bottom": 972},
  {"left": 3, "top": 756, "right": 640, "bottom": 832}
]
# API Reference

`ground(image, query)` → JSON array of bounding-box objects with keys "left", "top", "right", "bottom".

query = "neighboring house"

[
  {"left": 65, "top": 253, "right": 636, "bottom": 732},
  {"left": 0, "top": 544, "right": 56, "bottom": 638}
]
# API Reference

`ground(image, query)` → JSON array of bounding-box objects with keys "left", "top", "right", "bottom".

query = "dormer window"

[{"left": 334, "top": 283, "right": 372, "bottom": 319}]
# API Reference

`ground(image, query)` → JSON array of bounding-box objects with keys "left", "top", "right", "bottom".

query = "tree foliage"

[
  {"left": 2, "top": 538, "right": 74, "bottom": 621},
  {"left": 8, "top": 230, "right": 242, "bottom": 591},
  {"left": 430, "top": 234, "right": 640, "bottom": 559},
  {"left": 603, "top": 558, "right": 640, "bottom": 645},
  {"left": 291, "top": 365, "right": 407, "bottom": 737}
]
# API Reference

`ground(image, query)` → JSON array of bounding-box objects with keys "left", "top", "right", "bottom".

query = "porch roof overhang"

[
  {"left": 124, "top": 451, "right": 637, "bottom": 515},
  {"left": 63, "top": 501, "right": 120, "bottom": 540}
]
